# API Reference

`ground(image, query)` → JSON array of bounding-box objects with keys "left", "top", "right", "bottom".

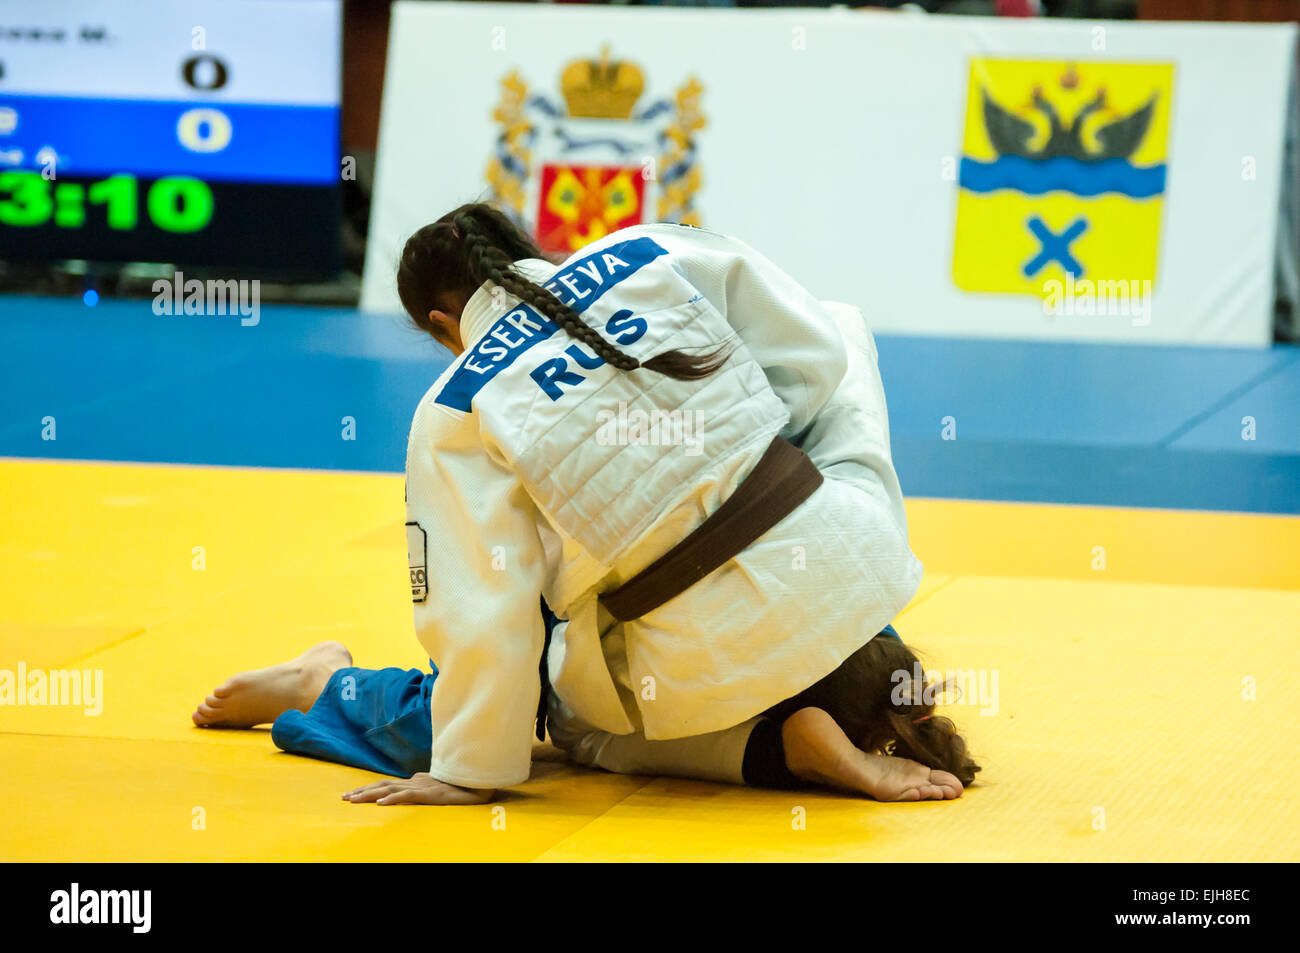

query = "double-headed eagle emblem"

[{"left": 982, "top": 85, "right": 1157, "bottom": 161}]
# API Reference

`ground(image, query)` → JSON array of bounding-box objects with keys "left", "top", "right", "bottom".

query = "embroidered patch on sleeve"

[{"left": 406, "top": 521, "right": 428, "bottom": 602}]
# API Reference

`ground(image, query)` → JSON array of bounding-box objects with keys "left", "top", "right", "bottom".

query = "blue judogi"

[
  {"left": 272, "top": 600, "right": 562, "bottom": 776},
  {"left": 270, "top": 623, "right": 901, "bottom": 778},
  {"left": 271, "top": 665, "right": 438, "bottom": 777}
]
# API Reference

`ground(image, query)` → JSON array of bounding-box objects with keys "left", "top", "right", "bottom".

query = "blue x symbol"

[{"left": 1023, "top": 216, "right": 1087, "bottom": 278}]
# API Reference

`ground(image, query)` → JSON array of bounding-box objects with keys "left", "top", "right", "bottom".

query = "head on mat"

[{"left": 765, "top": 633, "right": 981, "bottom": 788}]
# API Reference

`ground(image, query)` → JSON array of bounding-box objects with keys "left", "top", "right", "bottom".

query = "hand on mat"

[
  {"left": 782, "top": 707, "right": 963, "bottom": 802},
  {"left": 343, "top": 772, "right": 496, "bottom": 805},
  {"left": 858, "top": 751, "right": 963, "bottom": 802}
]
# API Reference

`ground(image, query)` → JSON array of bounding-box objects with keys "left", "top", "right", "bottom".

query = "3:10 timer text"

[{"left": 0, "top": 172, "right": 215, "bottom": 233}]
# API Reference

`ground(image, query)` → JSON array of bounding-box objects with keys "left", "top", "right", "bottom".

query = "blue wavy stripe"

[{"left": 960, "top": 156, "right": 1166, "bottom": 198}]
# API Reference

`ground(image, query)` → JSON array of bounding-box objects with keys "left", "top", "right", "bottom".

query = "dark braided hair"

[{"left": 396, "top": 202, "right": 731, "bottom": 380}]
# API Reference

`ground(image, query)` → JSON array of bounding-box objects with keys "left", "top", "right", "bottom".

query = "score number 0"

[{"left": 0, "top": 102, "right": 230, "bottom": 231}]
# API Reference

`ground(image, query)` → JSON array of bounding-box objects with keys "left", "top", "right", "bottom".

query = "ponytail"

[{"left": 397, "top": 202, "right": 731, "bottom": 381}]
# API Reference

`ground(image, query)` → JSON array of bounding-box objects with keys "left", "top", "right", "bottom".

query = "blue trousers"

[
  {"left": 271, "top": 665, "right": 438, "bottom": 777},
  {"left": 271, "top": 624, "right": 900, "bottom": 778}
]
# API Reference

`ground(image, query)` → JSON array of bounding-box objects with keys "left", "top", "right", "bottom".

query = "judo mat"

[{"left": 2, "top": 295, "right": 1298, "bottom": 862}]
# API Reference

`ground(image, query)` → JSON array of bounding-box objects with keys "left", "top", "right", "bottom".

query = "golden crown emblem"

[{"left": 561, "top": 46, "right": 645, "bottom": 120}]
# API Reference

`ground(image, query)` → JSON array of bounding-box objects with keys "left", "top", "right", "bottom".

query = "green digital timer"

[{"left": 0, "top": 172, "right": 215, "bottom": 233}]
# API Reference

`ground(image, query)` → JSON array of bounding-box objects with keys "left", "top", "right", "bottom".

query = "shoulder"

[
  {"left": 411, "top": 365, "right": 474, "bottom": 441},
  {"left": 557, "top": 223, "right": 738, "bottom": 262},
  {"left": 615, "top": 222, "right": 737, "bottom": 251}
]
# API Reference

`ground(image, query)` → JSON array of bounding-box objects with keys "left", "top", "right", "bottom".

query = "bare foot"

[{"left": 192, "top": 641, "right": 352, "bottom": 728}]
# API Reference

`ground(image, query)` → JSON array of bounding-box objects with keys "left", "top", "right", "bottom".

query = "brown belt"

[{"left": 598, "top": 435, "right": 823, "bottom": 623}]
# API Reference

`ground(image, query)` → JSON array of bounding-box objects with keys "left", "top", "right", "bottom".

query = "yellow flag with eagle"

[{"left": 953, "top": 59, "right": 1174, "bottom": 299}]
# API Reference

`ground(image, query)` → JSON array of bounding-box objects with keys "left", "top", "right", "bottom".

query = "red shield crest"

[{"left": 535, "top": 164, "right": 645, "bottom": 256}]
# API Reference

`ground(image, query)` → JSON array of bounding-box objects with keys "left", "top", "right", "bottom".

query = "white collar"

[{"left": 458, "top": 258, "right": 557, "bottom": 349}]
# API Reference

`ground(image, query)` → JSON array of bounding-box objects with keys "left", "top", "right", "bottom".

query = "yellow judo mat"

[{"left": 2, "top": 457, "right": 1297, "bottom": 862}]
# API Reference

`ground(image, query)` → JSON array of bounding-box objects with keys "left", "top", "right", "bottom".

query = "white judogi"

[
  {"left": 405, "top": 224, "right": 922, "bottom": 789},
  {"left": 548, "top": 297, "right": 914, "bottom": 783}
]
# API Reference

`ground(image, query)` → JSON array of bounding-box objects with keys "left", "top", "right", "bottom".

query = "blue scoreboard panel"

[{"left": 0, "top": 0, "right": 341, "bottom": 275}]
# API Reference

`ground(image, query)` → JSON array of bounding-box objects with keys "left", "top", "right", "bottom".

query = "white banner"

[{"left": 362, "top": 3, "right": 1297, "bottom": 346}]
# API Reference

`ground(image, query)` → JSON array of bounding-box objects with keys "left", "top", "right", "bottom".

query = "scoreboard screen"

[{"left": 0, "top": 0, "right": 341, "bottom": 276}]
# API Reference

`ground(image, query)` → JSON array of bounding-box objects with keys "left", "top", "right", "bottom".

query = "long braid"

[
  {"left": 456, "top": 214, "right": 642, "bottom": 371},
  {"left": 397, "top": 202, "right": 732, "bottom": 381},
  {"left": 459, "top": 227, "right": 640, "bottom": 371}
]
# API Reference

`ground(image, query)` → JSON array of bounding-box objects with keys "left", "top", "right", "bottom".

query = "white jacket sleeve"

[
  {"left": 547, "top": 689, "right": 761, "bottom": 785},
  {"left": 792, "top": 302, "right": 912, "bottom": 538},
  {"left": 406, "top": 399, "right": 547, "bottom": 789},
  {"left": 568, "top": 720, "right": 760, "bottom": 784},
  {"left": 665, "top": 227, "right": 848, "bottom": 439}
]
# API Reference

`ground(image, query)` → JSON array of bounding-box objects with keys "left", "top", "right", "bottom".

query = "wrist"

[{"left": 781, "top": 707, "right": 876, "bottom": 795}]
